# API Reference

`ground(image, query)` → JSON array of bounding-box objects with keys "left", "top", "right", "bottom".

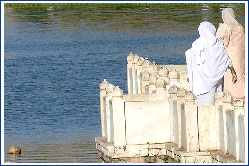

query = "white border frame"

[{"left": 1, "top": 1, "right": 248, "bottom": 165}]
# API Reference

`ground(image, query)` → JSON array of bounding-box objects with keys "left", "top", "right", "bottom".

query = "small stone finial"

[
  {"left": 142, "top": 59, "right": 150, "bottom": 68},
  {"left": 156, "top": 78, "right": 166, "bottom": 88},
  {"left": 99, "top": 79, "right": 109, "bottom": 90},
  {"left": 137, "top": 57, "right": 144, "bottom": 66},
  {"left": 158, "top": 68, "right": 169, "bottom": 77},
  {"left": 185, "top": 91, "right": 196, "bottom": 101},
  {"left": 134, "top": 54, "right": 139, "bottom": 63},
  {"left": 168, "top": 85, "right": 178, "bottom": 94},
  {"left": 8, "top": 146, "right": 21, "bottom": 155},
  {"left": 215, "top": 88, "right": 224, "bottom": 100},
  {"left": 169, "top": 70, "right": 180, "bottom": 79},
  {"left": 177, "top": 88, "right": 186, "bottom": 97},
  {"left": 153, "top": 64, "right": 158, "bottom": 72},
  {"left": 148, "top": 64, "right": 156, "bottom": 74},
  {"left": 142, "top": 71, "right": 150, "bottom": 81},
  {"left": 233, "top": 99, "right": 244, "bottom": 108},
  {"left": 112, "top": 86, "right": 123, "bottom": 97},
  {"left": 162, "top": 77, "right": 170, "bottom": 85},
  {"left": 106, "top": 83, "right": 114, "bottom": 93},
  {"left": 127, "top": 52, "right": 134, "bottom": 62},
  {"left": 222, "top": 93, "right": 233, "bottom": 103}
]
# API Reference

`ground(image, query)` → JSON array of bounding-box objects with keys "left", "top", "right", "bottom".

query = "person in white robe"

[{"left": 185, "top": 21, "right": 237, "bottom": 106}]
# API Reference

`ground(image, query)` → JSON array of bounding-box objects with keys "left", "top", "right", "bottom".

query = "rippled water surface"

[{"left": 4, "top": 3, "right": 245, "bottom": 163}]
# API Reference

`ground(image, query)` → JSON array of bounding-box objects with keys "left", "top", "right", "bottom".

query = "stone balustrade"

[{"left": 96, "top": 53, "right": 245, "bottom": 163}]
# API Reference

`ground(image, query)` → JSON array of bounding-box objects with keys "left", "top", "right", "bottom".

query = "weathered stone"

[
  {"left": 142, "top": 59, "right": 150, "bottom": 68},
  {"left": 215, "top": 88, "right": 224, "bottom": 100},
  {"left": 169, "top": 70, "right": 180, "bottom": 79},
  {"left": 159, "top": 67, "right": 169, "bottom": 76},
  {"left": 112, "top": 86, "right": 123, "bottom": 97},
  {"left": 177, "top": 88, "right": 186, "bottom": 97},
  {"left": 134, "top": 54, "right": 139, "bottom": 63},
  {"left": 127, "top": 52, "right": 134, "bottom": 62},
  {"left": 142, "top": 71, "right": 150, "bottom": 81},
  {"left": 99, "top": 79, "right": 109, "bottom": 90},
  {"left": 198, "top": 106, "right": 218, "bottom": 151},
  {"left": 185, "top": 91, "right": 196, "bottom": 102},
  {"left": 163, "top": 77, "right": 170, "bottom": 85},
  {"left": 148, "top": 64, "right": 155, "bottom": 74},
  {"left": 168, "top": 85, "right": 178, "bottom": 94},
  {"left": 106, "top": 83, "right": 114, "bottom": 93},
  {"left": 149, "top": 75, "right": 157, "bottom": 85},
  {"left": 222, "top": 93, "right": 233, "bottom": 103},
  {"left": 137, "top": 57, "right": 144, "bottom": 66},
  {"left": 233, "top": 99, "right": 244, "bottom": 108},
  {"left": 156, "top": 78, "right": 166, "bottom": 88}
]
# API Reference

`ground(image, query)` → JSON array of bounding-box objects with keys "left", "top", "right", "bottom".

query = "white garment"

[
  {"left": 185, "top": 21, "right": 232, "bottom": 96},
  {"left": 195, "top": 78, "right": 223, "bottom": 106}
]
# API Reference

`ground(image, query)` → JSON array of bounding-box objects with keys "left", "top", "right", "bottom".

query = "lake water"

[{"left": 4, "top": 3, "right": 245, "bottom": 163}]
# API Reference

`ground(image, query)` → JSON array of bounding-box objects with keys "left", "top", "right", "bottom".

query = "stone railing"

[
  {"left": 126, "top": 52, "right": 189, "bottom": 95},
  {"left": 96, "top": 53, "right": 245, "bottom": 163}
]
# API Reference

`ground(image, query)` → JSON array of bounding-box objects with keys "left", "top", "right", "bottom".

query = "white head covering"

[
  {"left": 185, "top": 21, "right": 232, "bottom": 96},
  {"left": 222, "top": 8, "right": 240, "bottom": 29}
]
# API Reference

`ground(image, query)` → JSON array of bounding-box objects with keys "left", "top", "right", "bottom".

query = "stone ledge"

[
  {"left": 210, "top": 150, "right": 242, "bottom": 163},
  {"left": 96, "top": 138, "right": 242, "bottom": 163},
  {"left": 99, "top": 153, "right": 177, "bottom": 163}
]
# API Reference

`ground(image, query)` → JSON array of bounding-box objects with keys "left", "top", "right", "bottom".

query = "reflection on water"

[
  {"left": 4, "top": 3, "right": 245, "bottom": 163},
  {"left": 5, "top": 3, "right": 245, "bottom": 33},
  {"left": 7, "top": 142, "right": 100, "bottom": 163}
]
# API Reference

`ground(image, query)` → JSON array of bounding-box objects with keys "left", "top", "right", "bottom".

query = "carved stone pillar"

[
  {"left": 112, "top": 86, "right": 126, "bottom": 149},
  {"left": 168, "top": 85, "right": 178, "bottom": 144},
  {"left": 155, "top": 77, "right": 167, "bottom": 100},
  {"left": 99, "top": 79, "right": 109, "bottom": 138},
  {"left": 142, "top": 59, "right": 150, "bottom": 94},
  {"left": 105, "top": 83, "right": 114, "bottom": 142},
  {"left": 169, "top": 70, "right": 180, "bottom": 87},
  {"left": 215, "top": 89, "right": 224, "bottom": 150},
  {"left": 142, "top": 71, "right": 150, "bottom": 95},
  {"left": 176, "top": 88, "right": 187, "bottom": 148},
  {"left": 127, "top": 52, "right": 134, "bottom": 94},
  {"left": 149, "top": 74, "right": 157, "bottom": 94},
  {"left": 184, "top": 92, "right": 199, "bottom": 152},
  {"left": 233, "top": 99, "right": 245, "bottom": 161},
  {"left": 132, "top": 54, "right": 139, "bottom": 95},
  {"left": 221, "top": 93, "right": 233, "bottom": 154},
  {"left": 136, "top": 57, "right": 144, "bottom": 94}
]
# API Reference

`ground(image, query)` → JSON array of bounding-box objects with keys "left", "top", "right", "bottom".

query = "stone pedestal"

[
  {"left": 112, "top": 86, "right": 126, "bottom": 148},
  {"left": 136, "top": 57, "right": 144, "bottom": 94},
  {"left": 168, "top": 85, "right": 178, "bottom": 144},
  {"left": 176, "top": 88, "right": 186, "bottom": 148},
  {"left": 221, "top": 94, "right": 233, "bottom": 155},
  {"left": 127, "top": 52, "right": 134, "bottom": 95},
  {"left": 105, "top": 83, "right": 114, "bottom": 142},
  {"left": 198, "top": 106, "right": 218, "bottom": 151},
  {"left": 99, "top": 79, "right": 109, "bottom": 138},
  {"left": 169, "top": 70, "right": 180, "bottom": 87},
  {"left": 184, "top": 92, "right": 199, "bottom": 152},
  {"left": 215, "top": 89, "right": 224, "bottom": 150},
  {"left": 234, "top": 100, "right": 245, "bottom": 162}
]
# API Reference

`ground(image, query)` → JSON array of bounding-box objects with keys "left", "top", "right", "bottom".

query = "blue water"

[{"left": 4, "top": 3, "right": 245, "bottom": 163}]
